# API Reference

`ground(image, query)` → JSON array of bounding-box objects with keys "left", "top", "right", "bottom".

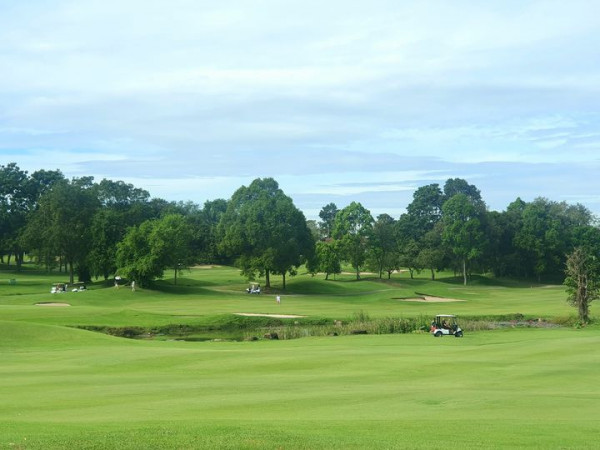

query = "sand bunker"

[
  {"left": 395, "top": 295, "right": 464, "bottom": 303},
  {"left": 235, "top": 313, "right": 306, "bottom": 319},
  {"left": 35, "top": 302, "right": 71, "bottom": 307}
]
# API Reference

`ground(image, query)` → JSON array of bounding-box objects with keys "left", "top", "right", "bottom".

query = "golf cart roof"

[{"left": 435, "top": 314, "right": 456, "bottom": 318}]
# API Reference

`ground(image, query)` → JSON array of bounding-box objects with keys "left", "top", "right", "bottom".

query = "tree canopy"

[
  {"left": 2, "top": 162, "right": 599, "bottom": 292},
  {"left": 218, "top": 178, "right": 314, "bottom": 288}
]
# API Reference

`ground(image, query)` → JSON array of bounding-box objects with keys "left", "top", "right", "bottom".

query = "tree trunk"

[
  {"left": 265, "top": 269, "right": 271, "bottom": 288},
  {"left": 282, "top": 272, "right": 286, "bottom": 289},
  {"left": 579, "top": 274, "right": 589, "bottom": 323},
  {"left": 68, "top": 261, "right": 74, "bottom": 284},
  {"left": 430, "top": 268, "right": 435, "bottom": 281},
  {"left": 462, "top": 259, "right": 467, "bottom": 286},
  {"left": 325, "top": 272, "right": 329, "bottom": 280},
  {"left": 356, "top": 265, "right": 360, "bottom": 280},
  {"left": 15, "top": 251, "right": 23, "bottom": 272}
]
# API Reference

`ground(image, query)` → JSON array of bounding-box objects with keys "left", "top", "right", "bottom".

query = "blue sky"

[{"left": 1, "top": 0, "right": 599, "bottom": 219}]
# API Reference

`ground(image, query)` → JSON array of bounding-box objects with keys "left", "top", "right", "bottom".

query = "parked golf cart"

[{"left": 430, "top": 314, "right": 463, "bottom": 337}]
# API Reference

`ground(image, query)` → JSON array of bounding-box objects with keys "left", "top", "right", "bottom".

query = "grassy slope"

[
  {"left": 1, "top": 266, "right": 598, "bottom": 448},
  {"left": 0, "top": 266, "right": 574, "bottom": 328}
]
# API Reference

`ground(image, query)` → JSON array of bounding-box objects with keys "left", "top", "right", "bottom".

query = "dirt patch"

[
  {"left": 234, "top": 313, "right": 306, "bottom": 319},
  {"left": 394, "top": 296, "right": 464, "bottom": 303},
  {"left": 35, "top": 302, "right": 71, "bottom": 307}
]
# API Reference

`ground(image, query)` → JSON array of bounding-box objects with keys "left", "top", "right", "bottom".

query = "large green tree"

[
  {"left": 24, "top": 179, "right": 99, "bottom": 283},
  {"left": 416, "top": 223, "right": 447, "bottom": 280},
  {"left": 193, "top": 199, "right": 228, "bottom": 264},
  {"left": 393, "top": 184, "right": 445, "bottom": 275},
  {"left": 318, "top": 202, "right": 339, "bottom": 239},
  {"left": 406, "top": 183, "right": 444, "bottom": 235},
  {"left": 88, "top": 179, "right": 151, "bottom": 280},
  {"left": 116, "top": 214, "right": 195, "bottom": 286},
  {"left": 218, "top": 178, "right": 314, "bottom": 289},
  {"left": 149, "top": 214, "right": 196, "bottom": 285},
  {"left": 513, "top": 198, "right": 589, "bottom": 281},
  {"left": 442, "top": 193, "right": 486, "bottom": 285},
  {"left": 443, "top": 178, "right": 485, "bottom": 210},
  {"left": 115, "top": 220, "right": 160, "bottom": 286},
  {"left": 0, "top": 163, "right": 29, "bottom": 268},
  {"left": 312, "top": 240, "right": 342, "bottom": 280},
  {"left": 368, "top": 213, "right": 398, "bottom": 279},
  {"left": 332, "top": 202, "right": 374, "bottom": 280},
  {"left": 0, "top": 163, "right": 64, "bottom": 269}
]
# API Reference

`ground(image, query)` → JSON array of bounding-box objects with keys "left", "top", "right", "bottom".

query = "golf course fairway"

[{"left": 2, "top": 319, "right": 599, "bottom": 449}]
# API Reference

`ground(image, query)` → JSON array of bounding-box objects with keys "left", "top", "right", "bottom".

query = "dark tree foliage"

[
  {"left": 4, "top": 163, "right": 600, "bottom": 291},
  {"left": 192, "top": 199, "right": 228, "bottom": 264},
  {"left": 368, "top": 214, "right": 398, "bottom": 279},
  {"left": 318, "top": 203, "right": 339, "bottom": 239},
  {"left": 442, "top": 193, "right": 486, "bottom": 285},
  {"left": 332, "top": 202, "right": 374, "bottom": 280},
  {"left": 24, "top": 179, "right": 100, "bottom": 283},
  {"left": 1, "top": 164, "right": 65, "bottom": 269},
  {"left": 218, "top": 178, "right": 314, "bottom": 288},
  {"left": 443, "top": 178, "right": 485, "bottom": 210},
  {"left": 309, "top": 240, "right": 342, "bottom": 280},
  {"left": 88, "top": 180, "right": 152, "bottom": 280},
  {"left": 406, "top": 183, "right": 444, "bottom": 235}
]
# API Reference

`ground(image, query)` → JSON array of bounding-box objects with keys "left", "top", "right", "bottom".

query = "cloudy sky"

[{"left": 1, "top": 0, "right": 599, "bottom": 219}]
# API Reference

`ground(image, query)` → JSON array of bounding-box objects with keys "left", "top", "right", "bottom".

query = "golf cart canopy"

[{"left": 431, "top": 314, "right": 463, "bottom": 337}]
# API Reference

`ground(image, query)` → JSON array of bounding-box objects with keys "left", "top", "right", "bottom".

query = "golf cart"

[
  {"left": 246, "top": 284, "right": 261, "bottom": 294},
  {"left": 430, "top": 314, "right": 463, "bottom": 337}
]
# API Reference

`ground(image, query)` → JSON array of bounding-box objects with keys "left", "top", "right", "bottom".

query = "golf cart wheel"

[
  {"left": 455, "top": 331, "right": 463, "bottom": 338},
  {"left": 434, "top": 331, "right": 443, "bottom": 337}
]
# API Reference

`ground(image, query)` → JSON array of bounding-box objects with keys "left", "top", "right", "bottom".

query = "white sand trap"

[
  {"left": 35, "top": 302, "right": 71, "bottom": 307},
  {"left": 396, "top": 296, "right": 464, "bottom": 303},
  {"left": 235, "top": 313, "right": 306, "bottom": 318}
]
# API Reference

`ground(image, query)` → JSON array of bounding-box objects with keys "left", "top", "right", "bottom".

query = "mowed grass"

[
  {"left": 0, "top": 265, "right": 575, "bottom": 328},
  {"left": 1, "top": 265, "right": 598, "bottom": 448},
  {"left": 1, "top": 321, "right": 599, "bottom": 449}
]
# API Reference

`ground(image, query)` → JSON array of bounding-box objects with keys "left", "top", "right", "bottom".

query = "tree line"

[{"left": 2, "top": 162, "right": 599, "bottom": 293}]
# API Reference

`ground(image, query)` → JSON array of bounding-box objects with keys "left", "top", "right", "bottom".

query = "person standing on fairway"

[
  {"left": 131, "top": 281, "right": 135, "bottom": 292},
  {"left": 276, "top": 295, "right": 281, "bottom": 305}
]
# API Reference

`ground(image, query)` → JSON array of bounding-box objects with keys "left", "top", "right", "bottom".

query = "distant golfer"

[
  {"left": 276, "top": 295, "right": 281, "bottom": 305},
  {"left": 131, "top": 281, "right": 135, "bottom": 292}
]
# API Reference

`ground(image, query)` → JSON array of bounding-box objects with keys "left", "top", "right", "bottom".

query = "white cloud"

[{"left": 1, "top": 0, "right": 600, "bottom": 216}]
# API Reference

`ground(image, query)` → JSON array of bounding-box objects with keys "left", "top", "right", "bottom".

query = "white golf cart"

[{"left": 430, "top": 314, "right": 463, "bottom": 337}]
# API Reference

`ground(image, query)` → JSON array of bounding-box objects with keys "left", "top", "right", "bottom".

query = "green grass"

[
  {"left": 0, "top": 266, "right": 576, "bottom": 328},
  {"left": 1, "top": 265, "right": 598, "bottom": 448},
  {"left": 2, "top": 322, "right": 599, "bottom": 449}
]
